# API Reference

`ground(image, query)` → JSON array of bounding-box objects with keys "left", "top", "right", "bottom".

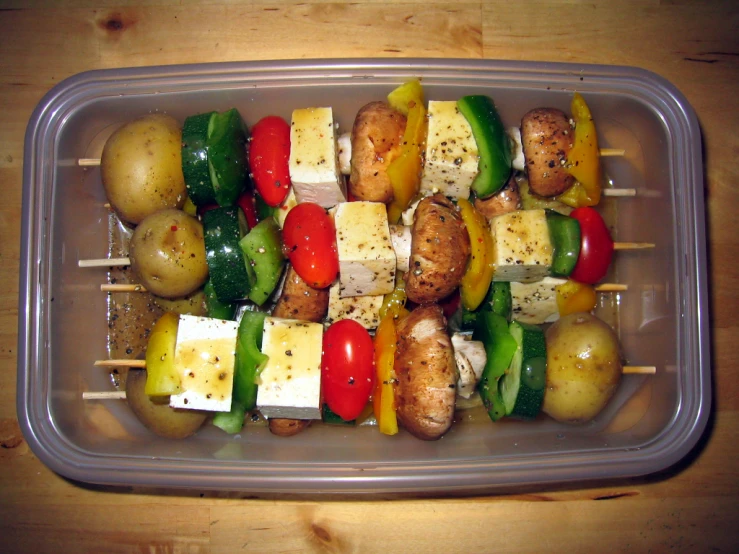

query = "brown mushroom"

[
  {"left": 405, "top": 194, "right": 470, "bottom": 305},
  {"left": 521, "top": 108, "right": 575, "bottom": 197},
  {"left": 394, "top": 305, "right": 457, "bottom": 441},
  {"left": 272, "top": 264, "right": 329, "bottom": 323},
  {"left": 474, "top": 174, "right": 521, "bottom": 221},
  {"left": 349, "top": 101, "right": 406, "bottom": 203}
]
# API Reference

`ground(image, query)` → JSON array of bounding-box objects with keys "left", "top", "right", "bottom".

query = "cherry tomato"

[
  {"left": 322, "top": 320, "right": 375, "bottom": 421},
  {"left": 282, "top": 202, "right": 338, "bottom": 288},
  {"left": 236, "top": 190, "right": 259, "bottom": 229},
  {"left": 570, "top": 207, "right": 614, "bottom": 284},
  {"left": 249, "top": 115, "right": 291, "bottom": 207}
]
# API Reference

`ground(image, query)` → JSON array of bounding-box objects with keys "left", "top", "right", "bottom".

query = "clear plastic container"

[{"left": 18, "top": 59, "right": 710, "bottom": 494}]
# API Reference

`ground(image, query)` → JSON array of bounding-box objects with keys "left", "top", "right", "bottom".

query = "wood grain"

[{"left": 1, "top": 1, "right": 738, "bottom": 552}]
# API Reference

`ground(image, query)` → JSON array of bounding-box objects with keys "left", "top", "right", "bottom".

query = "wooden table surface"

[{"left": 1, "top": 1, "right": 737, "bottom": 552}]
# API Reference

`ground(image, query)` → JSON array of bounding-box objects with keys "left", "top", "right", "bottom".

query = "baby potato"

[
  {"left": 101, "top": 113, "right": 186, "bottom": 225},
  {"left": 125, "top": 368, "right": 207, "bottom": 439},
  {"left": 129, "top": 209, "right": 208, "bottom": 298},
  {"left": 152, "top": 288, "right": 208, "bottom": 316},
  {"left": 543, "top": 312, "right": 622, "bottom": 423}
]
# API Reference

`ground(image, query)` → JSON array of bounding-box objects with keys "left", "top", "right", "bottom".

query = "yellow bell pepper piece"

[
  {"left": 458, "top": 199, "right": 495, "bottom": 311},
  {"left": 386, "top": 81, "right": 426, "bottom": 224},
  {"left": 373, "top": 313, "right": 399, "bottom": 435},
  {"left": 379, "top": 273, "right": 409, "bottom": 320},
  {"left": 387, "top": 79, "right": 424, "bottom": 116},
  {"left": 555, "top": 279, "right": 597, "bottom": 316},
  {"left": 182, "top": 196, "right": 198, "bottom": 217},
  {"left": 559, "top": 92, "right": 602, "bottom": 207},
  {"left": 144, "top": 312, "right": 181, "bottom": 396}
]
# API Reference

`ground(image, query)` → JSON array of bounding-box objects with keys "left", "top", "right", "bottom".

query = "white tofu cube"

[
  {"left": 256, "top": 317, "right": 323, "bottom": 420},
  {"left": 288, "top": 107, "right": 346, "bottom": 208},
  {"left": 326, "top": 280, "right": 384, "bottom": 330},
  {"left": 419, "top": 101, "right": 480, "bottom": 200},
  {"left": 334, "top": 201, "right": 396, "bottom": 297},
  {"left": 169, "top": 315, "right": 239, "bottom": 412},
  {"left": 510, "top": 277, "right": 567, "bottom": 324},
  {"left": 490, "top": 209, "right": 553, "bottom": 283}
]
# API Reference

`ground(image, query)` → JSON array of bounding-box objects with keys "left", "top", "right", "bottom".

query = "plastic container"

[{"left": 18, "top": 59, "right": 710, "bottom": 494}]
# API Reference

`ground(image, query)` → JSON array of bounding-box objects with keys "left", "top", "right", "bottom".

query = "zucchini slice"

[
  {"left": 182, "top": 108, "right": 249, "bottom": 207},
  {"left": 500, "top": 321, "right": 547, "bottom": 419},
  {"left": 202, "top": 206, "right": 254, "bottom": 302}
]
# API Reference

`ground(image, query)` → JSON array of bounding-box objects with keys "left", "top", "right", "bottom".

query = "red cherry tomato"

[
  {"left": 321, "top": 320, "right": 375, "bottom": 421},
  {"left": 236, "top": 190, "right": 259, "bottom": 229},
  {"left": 249, "top": 115, "right": 291, "bottom": 207},
  {"left": 282, "top": 202, "right": 339, "bottom": 288},
  {"left": 570, "top": 207, "right": 614, "bottom": 284}
]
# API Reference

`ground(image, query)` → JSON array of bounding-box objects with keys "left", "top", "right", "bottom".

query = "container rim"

[{"left": 18, "top": 58, "right": 711, "bottom": 494}]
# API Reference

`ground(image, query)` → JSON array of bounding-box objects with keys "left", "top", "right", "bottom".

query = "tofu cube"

[
  {"left": 419, "top": 101, "right": 480, "bottom": 199},
  {"left": 288, "top": 107, "right": 346, "bottom": 208},
  {"left": 326, "top": 280, "right": 383, "bottom": 330},
  {"left": 490, "top": 209, "right": 553, "bottom": 283},
  {"left": 510, "top": 277, "right": 567, "bottom": 324},
  {"left": 334, "top": 201, "right": 396, "bottom": 297},
  {"left": 256, "top": 317, "right": 323, "bottom": 420},
  {"left": 169, "top": 315, "right": 239, "bottom": 412}
]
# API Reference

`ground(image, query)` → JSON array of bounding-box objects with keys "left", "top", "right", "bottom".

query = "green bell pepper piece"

[
  {"left": 239, "top": 217, "right": 286, "bottom": 306},
  {"left": 545, "top": 209, "right": 581, "bottom": 277},
  {"left": 473, "top": 311, "right": 518, "bottom": 421},
  {"left": 457, "top": 95, "right": 512, "bottom": 198}
]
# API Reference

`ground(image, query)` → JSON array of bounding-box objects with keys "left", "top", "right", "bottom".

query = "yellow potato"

[
  {"left": 126, "top": 368, "right": 207, "bottom": 439},
  {"left": 129, "top": 209, "right": 208, "bottom": 298},
  {"left": 101, "top": 113, "right": 186, "bottom": 225},
  {"left": 152, "top": 288, "right": 208, "bottom": 316},
  {"left": 542, "top": 312, "right": 623, "bottom": 423}
]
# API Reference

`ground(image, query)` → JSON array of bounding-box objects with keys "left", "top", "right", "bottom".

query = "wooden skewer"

[
  {"left": 94, "top": 359, "right": 146, "bottom": 368},
  {"left": 613, "top": 242, "right": 656, "bottom": 251},
  {"left": 98, "top": 282, "right": 632, "bottom": 294},
  {"left": 599, "top": 148, "right": 626, "bottom": 157},
  {"left": 82, "top": 391, "right": 127, "bottom": 400},
  {"left": 602, "top": 188, "right": 636, "bottom": 197},
  {"left": 83, "top": 362, "right": 659, "bottom": 400},
  {"left": 81, "top": 242, "right": 655, "bottom": 273},
  {"left": 79, "top": 257, "right": 131, "bottom": 268},
  {"left": 81, "top": 148, "right": 628, "bottom": 169}
]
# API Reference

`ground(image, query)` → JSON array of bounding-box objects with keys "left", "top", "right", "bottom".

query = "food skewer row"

[{"left": 83, "top": 310, "right": 656, "bottom": 441}]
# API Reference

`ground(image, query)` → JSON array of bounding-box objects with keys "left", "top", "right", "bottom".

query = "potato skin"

[
  {"left": 129, "top": 209, "right": 209, "bottom": 298},
  {"left": 268, "top": 418, "right": 311, "bottom": 437},
  {"left": 101, "top": 113, "right": 186, "bottom": 225},
  {"left": 405, "top": 194, "right": 470, "bottom": 305},
  {"left": 349, "top": 101, "right": 406, "bottom": 203},
  {"left": 543, "top": 312, "right": 623, "bottom": 423},
  {"left": 272, "top": 264, "right": 329, "bottom": 322},
  {"left": 393, "top": 305, "right": 457, "bottom": 440},
  {"left": 125, "top": 369, "right": 207, "bottom": 439},
  {"left": 521, "top": 108, "right": 575, "bottom": 197}
]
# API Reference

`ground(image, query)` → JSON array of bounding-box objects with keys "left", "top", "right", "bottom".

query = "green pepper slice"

[
  {"left": 546, "top": 209, "right": 582, "bottom": 277},
  {"left": 473, "top": 311, "right": 518, "bottom": 421},
  {"left": 457, "top": 95, "right": 512, "bottom": 198},
  {"left": 239, "top": 217, "right": 286, "bottom": 306}
]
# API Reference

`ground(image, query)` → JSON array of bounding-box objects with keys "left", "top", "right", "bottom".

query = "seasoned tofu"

[
  {"left": 326, "top": 280, "right": 383, "bottom": 330},
  {"left": 256, "top": 317, "right": 323, "bottom": 420},
  {"left": 510, "top": 277, "right": 566, "bottom": 324},
  {"left": 334, "top": 201, "right": 396, "bottom": 297},
  {"left": 169, "top": 315, "right": 238, "bottom": 412},
  {"left": 419, "top": 101, "right": 479, "bottom": 200},
  {"left": 490, "top": 209, "right": 553, "bottom": 283},
  {"left": 288, "top": 107, "right": 346, "bottom": 208}
]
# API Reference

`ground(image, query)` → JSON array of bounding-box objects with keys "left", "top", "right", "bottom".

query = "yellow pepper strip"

[
  {"left": 558, "top": 92, "right": 602, "bottom": 208},
  {"left": 373, "top": 313, "right": 399, "bottom": 435},
  {"left": 458, "top": 198, "right": 495, "bottom": 311},
  {"left": 555, "top": 279, "right": 597, "bottom": 316},
  {"left": 379, "top": 273, "right": 409, "bottom": 319},
  {"left": 144, "top": 312, "right": 181, "bottom": 396},
  {"left": 387, "top": 79, "right": 424, "bottom": 116},
  {"left": 386, "top": 81, "right": 427, "bottom": 224}
]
